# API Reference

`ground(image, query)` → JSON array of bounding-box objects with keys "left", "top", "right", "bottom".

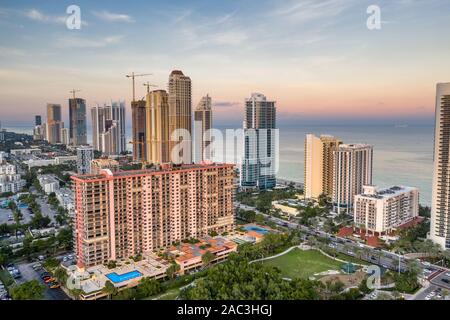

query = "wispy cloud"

[
  {"left": 272, "top": 0, "right": 355, "bottom": 23},
  {"left": 23, "top": 8, "right": 88, "bottom": 26},
  {"left": 92, "top": 10, "right": 134, "bottom": 23},
  {"left": 55, "top": 35, "right": 123, "bottom": 49}
]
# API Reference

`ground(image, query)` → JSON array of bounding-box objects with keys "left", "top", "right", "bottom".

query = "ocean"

[{"left": 2, "top": 124, "right": 434, "bottom": 205}]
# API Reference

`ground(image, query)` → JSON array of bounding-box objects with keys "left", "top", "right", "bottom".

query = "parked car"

[
  {"left": 44, "top": 277, "right": 55, "bottom": 284},
  {"left": 48, "top": 282, "right": 60, "bottom": 289}
]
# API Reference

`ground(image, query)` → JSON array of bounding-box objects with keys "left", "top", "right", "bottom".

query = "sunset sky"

[{"left": 1, "top": 0, "right": 449, "bottom": 126}]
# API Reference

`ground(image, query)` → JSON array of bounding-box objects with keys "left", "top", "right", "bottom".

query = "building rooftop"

[
  {"left": 72, "top": 162, "right": 233, "bottom": 181},
  {"left": 338, "top": 143, "right": 373, "bottom": 150},
  {"left": 358, "top": 185, "right": 418, "bottom": 200}
]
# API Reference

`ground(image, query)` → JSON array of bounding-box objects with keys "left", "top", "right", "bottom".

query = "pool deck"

[{"left": 68, "top": 253, "right": 170, "bottom": 299}]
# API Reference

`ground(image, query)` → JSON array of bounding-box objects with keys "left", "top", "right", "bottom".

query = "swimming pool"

[
  {"left": 106, "top": 270, "right": 143, "bottom": 283},
  {"left": 243, "top": 224, "right": 270, "bottom": 235}
]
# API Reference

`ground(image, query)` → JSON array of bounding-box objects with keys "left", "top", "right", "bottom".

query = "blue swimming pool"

[
  {"left": 243, "top": 224, "right": 270, "bottom": 235},
  {"left": 106, "top": 270, "right": 143, "bottom": 283}
]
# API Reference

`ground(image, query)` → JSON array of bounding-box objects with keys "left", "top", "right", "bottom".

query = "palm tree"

[
  {"left": 102, "top": 280, "right": 118, "bottom": 299},
  {"left": 201, "top": 251, "right": 216, "bottom": 269}
]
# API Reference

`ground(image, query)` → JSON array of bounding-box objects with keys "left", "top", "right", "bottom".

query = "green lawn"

[{"left": 262, "top": 249, "right": 343, "bottom": 279}]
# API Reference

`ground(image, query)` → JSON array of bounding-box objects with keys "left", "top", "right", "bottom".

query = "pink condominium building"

[{"left": 72, "top": 162, "right": 235, "bottom": 268}]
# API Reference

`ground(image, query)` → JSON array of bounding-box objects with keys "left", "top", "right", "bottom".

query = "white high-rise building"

[
  {"left": 332, "top": 144, "right": 373, "bottom": 214},
  {"left": 77, "top": 146, "right": 94, "bottom": 175},
  {"left": 431, "top": 82, "right": 450, "bottom": 249},
  {"left": 241, "top": 93, "right": 277, "bottom": 190},
  {"left": 354, "top": 185, "right": 419, "bottom": 234}
]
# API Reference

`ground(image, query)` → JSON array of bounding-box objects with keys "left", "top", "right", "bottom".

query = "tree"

[
  {"left": 54, "top": 267, "right": 68, "bottom": 285},
  {"left": 10, "top": 280, "right": 45, "bottom": 300},
  {"left": 201, "top": 251, "right": 216, "bottom": 269},
  {"left": 166, "top": 263, "right": 180, "bottom": 279},
  {"left": 135, "top": 277, "right": 162, "bottom": 299},
  {"left": 103, "top": 280, "right": 118, "bottom": 299}
]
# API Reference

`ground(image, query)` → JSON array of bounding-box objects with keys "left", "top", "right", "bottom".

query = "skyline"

[{"left": 1, "top": 0, "right": 450, "bottom": 125}]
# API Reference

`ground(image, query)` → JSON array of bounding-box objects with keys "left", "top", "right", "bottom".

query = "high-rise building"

[
  {"left": 109, "top": 101, "right": 126, "bottom": 153},
  {"left": 332, "top": 144, "right": 373, "bottom": 214},
  {"left": 354, "top": 185, "right": 419, "bottom": 234},
  {"left": 61, "top": 127, "right": 69, "bottom": 145},
  {"left": 146, "top": 90, "right": 170, "bottom": 164},
  {"left": 33, "top": 124, "right": 45, "bottom": 141},
  {"left": 76, "top": 146, "right": 94, "bottom": 175},
  {"left": 46, "top": 104, "right": 62, "bottom": 144},
  {"left": 91, "top": 105, "right": 105, "bottom": 151},
  {"left": 91, "top": 102, "right": 126, "bottom": 156},
  {"left": 241, "top": 93, "right": 277, "bottom": 190},
  {"left": 431, "top": 82, "right": 450, "bottom": 249},
  {"left": 194, "top": 94, "right": 212, "bottom": 163},
  {"left": 304, "top": 134, "right": 342, "bottom": 199},
  {"left": 35, "top": 115, "right": 42, "bottom": 126},
  {"left": 72, "top": 162, "right": 235, "bottom": 268},
  {"left": 69, "top": 98, "right": 87, "bottom": 146},
  {"left": 131, "top": 100, "right": 147, "bottom": 161},
  {"left": 168, "top": 70, "right": 192, "bottom": 164}
]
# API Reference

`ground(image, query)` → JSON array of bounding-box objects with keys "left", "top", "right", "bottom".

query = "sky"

[{"left": 0, "top": 0, "right": 449, "bottom": 127}]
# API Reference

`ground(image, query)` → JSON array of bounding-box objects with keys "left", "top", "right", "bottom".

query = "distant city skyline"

[{"left": 1, "top": 0, "right": 449, "bottom": 125}]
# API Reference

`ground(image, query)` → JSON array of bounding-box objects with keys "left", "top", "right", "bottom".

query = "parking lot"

[
  {"left": 15, "top": 258, "right": 70, "bottom": 300},
  {"left": 0, "top": 196, "right": 57, "bottom": 226}
]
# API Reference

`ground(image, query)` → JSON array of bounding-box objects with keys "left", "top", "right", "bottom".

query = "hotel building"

[
  {"left": 168, "top": 70, "right": 192, "bottom": 164},
  {"left": 354, "top": 185, "right": 419, "bottom": 234},
  {"left": 431, "top": 82, "right": 450, "bottom": 249},
  {"left": 304, "top": 134, "right": 342, "bottom": 199},
  {"left": 72, "top": 162, "right": 235, "bottom": 268},
  {"left": 332, "top": 144, "right": 373, "bottom": 214},
  {"left": 241, "top": 93, "right": 277, "bottom": 190}
]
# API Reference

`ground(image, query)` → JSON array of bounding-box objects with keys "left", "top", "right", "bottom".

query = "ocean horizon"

[{"left": 2, "top": 123, "right": 434, "bottom": 206}]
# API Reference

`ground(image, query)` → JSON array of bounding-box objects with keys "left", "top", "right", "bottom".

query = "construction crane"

[
  {"left": 143, "top": 82, "right": 158, "bottom": 94},
  {"left": 125, "top": 72, "right": 152, "bottom": 102},
  {"left": 69, "top": 89, "right": 81, "bottom": 99}
]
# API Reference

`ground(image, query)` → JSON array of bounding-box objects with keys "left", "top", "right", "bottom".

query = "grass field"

[{"left": 262, "top": 249, "right": 344, "bottom": 279}]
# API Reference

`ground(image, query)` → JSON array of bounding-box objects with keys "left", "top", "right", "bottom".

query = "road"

[{"left": 237, "top": 203, "right": 450, "bottom": 292}]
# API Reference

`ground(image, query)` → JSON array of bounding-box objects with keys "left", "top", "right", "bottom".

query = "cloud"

[
  {"left": 92, "top": 10, "right": 134, "bottom": 23},
  {"left": 213, "top": 101, "right": 241, "bottom": 108},
  {"left": 55, "top": 35, "right": 123, "bottom": 49},
  {"left": 23, "top": 8, "right": 88, "bottom": 26},
  {"left": 272, "top": 0, "right": 355, "bottom": 23}
]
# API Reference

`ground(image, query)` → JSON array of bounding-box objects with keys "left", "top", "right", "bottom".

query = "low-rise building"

[
  {"left": 91, "top": 159, "right": 120, "bottom": 174},
  {"left": 55, "top": 187, "right": 74, "bottom": 216},
  {"left": 169, "top": 237, "right": 238, "bottom": 275},
  {"left": 37, "top": 174, "right": 60, "bottom": 194},
  {"left": 10, "top": 148, "right": 41, "bottom": 156},
  {"left": 354, "top": 185, "right": 419, "bottom": 234},
  {"left": 0, "top": 161, "right": 25, "bottom": 193}
]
